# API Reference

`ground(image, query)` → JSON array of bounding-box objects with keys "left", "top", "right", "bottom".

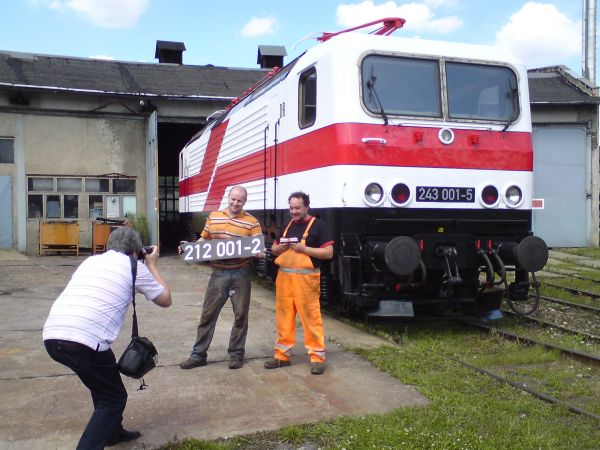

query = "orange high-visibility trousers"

[{"left": 274, "top": 270, "right": 325, "bottom": 363}]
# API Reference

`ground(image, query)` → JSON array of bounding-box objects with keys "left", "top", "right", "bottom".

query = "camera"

[{"left": 138, "top": 245, "right": 154, "bottom": 259}]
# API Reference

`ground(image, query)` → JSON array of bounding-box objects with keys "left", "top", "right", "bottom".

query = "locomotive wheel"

[{"left": 505, "top": 272, "right": 540, "bottom": 315}]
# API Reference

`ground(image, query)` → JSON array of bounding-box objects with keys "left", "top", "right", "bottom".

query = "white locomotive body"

[{"left": 179, "top": 21, "right": 548, "bottom": 317}]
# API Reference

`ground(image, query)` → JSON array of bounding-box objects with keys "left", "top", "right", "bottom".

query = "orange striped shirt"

[{"left": 201, "top": 209, "right": 262, "bottom": 269}]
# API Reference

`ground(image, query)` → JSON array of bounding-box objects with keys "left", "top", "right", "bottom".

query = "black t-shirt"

[{"left": 276, "top": 216, "right": 334, "bottom": 268}]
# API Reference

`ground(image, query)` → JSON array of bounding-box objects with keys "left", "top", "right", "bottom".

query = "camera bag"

[{"left": 118, "top": 256, "right": 158, "bottom": 380}]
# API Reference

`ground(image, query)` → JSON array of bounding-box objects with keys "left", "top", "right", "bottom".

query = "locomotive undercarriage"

[
  {"left": 329, "top": 232, "right": 546, "bottom": 318},
  {"left": 316, "top": 208, "right": 548, "bottom": 319}
]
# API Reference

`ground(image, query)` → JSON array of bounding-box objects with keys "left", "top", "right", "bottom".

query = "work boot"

[
  {"left": 310, "top": 362, "right": 326, "bottom": 375},
  {"left": 228, "top": 357, "right": 243, "bottom": 369},
  {"left": 179, "top": 357, "right": 207, "bottom": 369},
  {"left": 264, "top": 357, "right": 291, "bottom": 369},
  {"left": 106, "top": 428, "right": 141, "bottom": 446}
]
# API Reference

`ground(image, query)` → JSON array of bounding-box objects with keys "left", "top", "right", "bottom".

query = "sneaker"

[
  {"left": 179, "top": 357, "right": 207, "bottom": 369},
  {"left": 264, "top": 357, "right": 291, "bottom": 369},
  {"left": 106, "top": 428, "right": 141, "bottom": 446},
  {"left": 228, "top": 357, "right": 243, "bottom": 369},
  {"left": 310, "top": 362, "right": 326, "bottom": 375}
]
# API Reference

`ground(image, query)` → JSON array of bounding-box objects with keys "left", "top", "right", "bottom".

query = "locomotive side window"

[
  {"left": 446, "top": 62, "right": 518, "bottom": 121},
  {"left": 299, "top": 67, "right": 317, "bottom": 128},
  {"left": 361, "top": 55, "right": 441, "bottom": 118}
]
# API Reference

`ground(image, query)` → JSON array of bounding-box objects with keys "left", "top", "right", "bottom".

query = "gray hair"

[{"left": 106, "top": 227, "right": 142, "bottom": 255}]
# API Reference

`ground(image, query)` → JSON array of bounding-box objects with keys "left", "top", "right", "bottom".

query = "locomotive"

[{"left": 179, "top": 18, "right": 548, "bottom": 318}]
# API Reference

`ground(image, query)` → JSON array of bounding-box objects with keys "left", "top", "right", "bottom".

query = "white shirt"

[{"left": 43, "top": 250, "right": 165, "bottom": 351}]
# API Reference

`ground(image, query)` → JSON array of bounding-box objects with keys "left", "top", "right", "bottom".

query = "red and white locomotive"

[{"left": 179, "top": 18, "right": 548, "bottom": 317}]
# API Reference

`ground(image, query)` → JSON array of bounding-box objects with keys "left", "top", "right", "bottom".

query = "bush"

[{"left": 127, "top": 215, "right": 150, "bottom": 244}]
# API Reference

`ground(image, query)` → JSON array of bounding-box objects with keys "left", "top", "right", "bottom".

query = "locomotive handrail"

[
  {"left": 317, "top": 17, "right": 406, "bottom": 42},
  {"left": 226, "top": 66, "right": 281, "bottom": 110},
  {"left": 361, "top": 137, "right": 387, "bottom": 144}
]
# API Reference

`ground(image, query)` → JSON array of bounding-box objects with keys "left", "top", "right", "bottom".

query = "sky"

[{"left": 0, "top": 0, "right": 591, "bottom": 81}]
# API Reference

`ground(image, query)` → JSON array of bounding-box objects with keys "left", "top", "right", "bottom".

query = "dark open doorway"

[{"left": 157, "top": 121, "right": 204, "bottom": 253}]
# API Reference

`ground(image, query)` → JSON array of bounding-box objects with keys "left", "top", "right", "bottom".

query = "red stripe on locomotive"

[
  {"left": 192, "top": 119, "right": 230, "bottom": 193},
  {"left": 183, "top": 122, "right": 532, "bottom": 208}
]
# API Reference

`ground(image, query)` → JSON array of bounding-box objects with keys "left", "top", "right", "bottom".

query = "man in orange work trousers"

[{"left": 264, "top": 192, "right": 334, "bottom": 375}]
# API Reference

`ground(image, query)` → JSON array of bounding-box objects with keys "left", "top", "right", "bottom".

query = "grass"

[
  {"left": 157, "top": 321, "right": 600, "bottom": 450},
  {"left": 555, "top": 247, "right": 600, "bottom": 259}
]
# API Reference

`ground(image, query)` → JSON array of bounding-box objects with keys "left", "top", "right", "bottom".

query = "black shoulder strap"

[{"left": 129, "top": 256, "right": 139, "bottom": 338}]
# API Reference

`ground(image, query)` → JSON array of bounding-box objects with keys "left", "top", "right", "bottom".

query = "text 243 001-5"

[{"left": 416, "top": 186, "right": 475, "bottom": 203}]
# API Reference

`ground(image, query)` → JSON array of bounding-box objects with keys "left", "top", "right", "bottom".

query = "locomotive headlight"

[
  {"left": 390, "top": 183, "right": 411, "bottom": 206},
  {"left": 438, "top": 127, "right": 455, "bottom": 145},
  {"left": 364, "top": 182, "right": 384, "bottom": 206},
  {"left": 504, "top": 185, "right": 523, "bottom": 207},
  {"left": 480, "top": 185, "right": 499, "bottom": 208}
]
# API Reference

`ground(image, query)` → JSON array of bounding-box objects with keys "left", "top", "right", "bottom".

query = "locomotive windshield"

[
  {"left": 362, "top": 55, "right": 441, "bottom": 117},
  {"left": 446, "top": 62, "right": 518, "bottom": 121},
  {"left": 361, "top": 55, "right": 519, "bottom": 122}
]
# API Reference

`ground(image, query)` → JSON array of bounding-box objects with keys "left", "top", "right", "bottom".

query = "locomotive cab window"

[
  {"left": 299, "top": 67, "right": 317, "bottom": 128},
  {"left": 446, "top": 62, "right": 518, "bottom": 121},
  {"left": 361, "top": 55, "right": 441, "bottom": 118}
]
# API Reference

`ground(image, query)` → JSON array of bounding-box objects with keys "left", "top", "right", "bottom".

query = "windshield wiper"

[
  {"left": 366, "top": 68, "right": 389, "bottom": 126},
  {"left": 501, "top": 79, "right": 519, "bottom": 132}
]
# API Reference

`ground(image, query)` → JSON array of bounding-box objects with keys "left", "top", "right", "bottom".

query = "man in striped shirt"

[{"left": 180, "top": 185, "right": 262, "bottom": 370}]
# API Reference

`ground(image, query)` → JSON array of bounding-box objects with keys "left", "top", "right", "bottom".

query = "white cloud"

[
  {"left": 495, "top": 2, "right": 580, "bottom": 68},
  {"left": 336, "top": 1, "right": 462, "bottom": 34},
  {"left": 424, "top": 0, "right": 457, "bottom": 7},
  {"left": 33, "top": 0, "right": 148, "bottom": 28},
  {"left": 90, "top": 54, "right": 115, "bottom": 60},
  {"left": 241, "top": 16, "right": 278, "bottom": 37}
]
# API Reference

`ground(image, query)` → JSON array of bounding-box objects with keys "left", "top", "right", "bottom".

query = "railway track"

[
  {"left": 452, "top": 357, "right": 600, "bottom": 422},
  {"left": 500, "top": 308, "right": 600, "bottom": 342},
  {"left": 457, "top": 318, "right": 600, "bottom": 421},
  {"left": 335, "top": 304, "right": 600, "bottom": 423},
  {"left": 459, "top": 318, "right": 600, "bottom": 366},
  {"left": 542, "top": 268, "right": 600, "bottom": 285},
  {"left": 539, "top": 294, "right": 600, "bottom": 313},
  {"left": 541, "top": 281, "right": 600, "bottom": 301}
]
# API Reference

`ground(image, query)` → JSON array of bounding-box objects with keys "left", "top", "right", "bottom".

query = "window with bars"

[{"left": 159, "top": 175, "right": 179, "bottom": 223}]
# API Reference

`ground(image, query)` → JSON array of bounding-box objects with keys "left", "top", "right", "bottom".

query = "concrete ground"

[{"left": 0, "top": 250, "right": 427, "bottom": 450}]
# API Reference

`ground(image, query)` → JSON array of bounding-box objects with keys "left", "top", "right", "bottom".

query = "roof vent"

[
  {"left": 257, "top": 45, "right": 287, "bottom": 69},
  {"left": 155, "top": 40, "right": 186, "bottom": 64}
]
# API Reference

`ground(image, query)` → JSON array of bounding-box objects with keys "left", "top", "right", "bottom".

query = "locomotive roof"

[
  {"left": 299, "top": 32, "right": 525, "bottom": 68},
  {"left": 0, "top": 50, "right": 267, "bottom": 100}
]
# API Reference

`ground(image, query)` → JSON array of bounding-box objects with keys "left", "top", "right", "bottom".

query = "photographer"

[{"left": 43, "top": 227, "right": 172, "bottom": 449}]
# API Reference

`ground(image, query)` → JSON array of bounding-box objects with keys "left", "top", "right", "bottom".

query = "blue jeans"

[
  {"left": 44, "top": 339, "right": 127, "bottom": 450},
  {"left": 190, "top": 267, "right": 251, "bottom": 361}
]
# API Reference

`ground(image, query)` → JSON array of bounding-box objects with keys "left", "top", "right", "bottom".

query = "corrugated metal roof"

[
  {"left": 528, "top": 65, "right": 600, "bottom": 104},
  {"left": 0, "top": 50, "right": 267, "bottom": 100}
]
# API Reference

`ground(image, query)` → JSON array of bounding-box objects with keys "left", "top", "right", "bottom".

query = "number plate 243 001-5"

[
  {"left": 181, "top": 235, "right": 265, "bottom": 262},
  {"left": 416, "top": 186, "right": 475, "bottom": 203}
]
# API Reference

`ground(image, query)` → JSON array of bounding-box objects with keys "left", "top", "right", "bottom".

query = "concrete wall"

[
  {"left": 0, "top": 103, "right": 148, "bottom": 253},
  {"left": 0, "top": 87, "right": 232, "bottom": 254}
]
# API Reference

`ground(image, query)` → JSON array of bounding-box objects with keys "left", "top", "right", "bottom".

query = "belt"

[{"left": 279, "top": 267, "right": 320, "bottom": 274}]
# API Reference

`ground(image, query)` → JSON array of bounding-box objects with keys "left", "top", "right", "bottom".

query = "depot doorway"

[{"left": 157, "top": 122, "right": 204, "bottom": 252}]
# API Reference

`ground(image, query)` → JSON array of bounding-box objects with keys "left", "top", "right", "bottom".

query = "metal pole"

[{"left": 582, "top": 0, "right": 597, "bottom": 83}]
